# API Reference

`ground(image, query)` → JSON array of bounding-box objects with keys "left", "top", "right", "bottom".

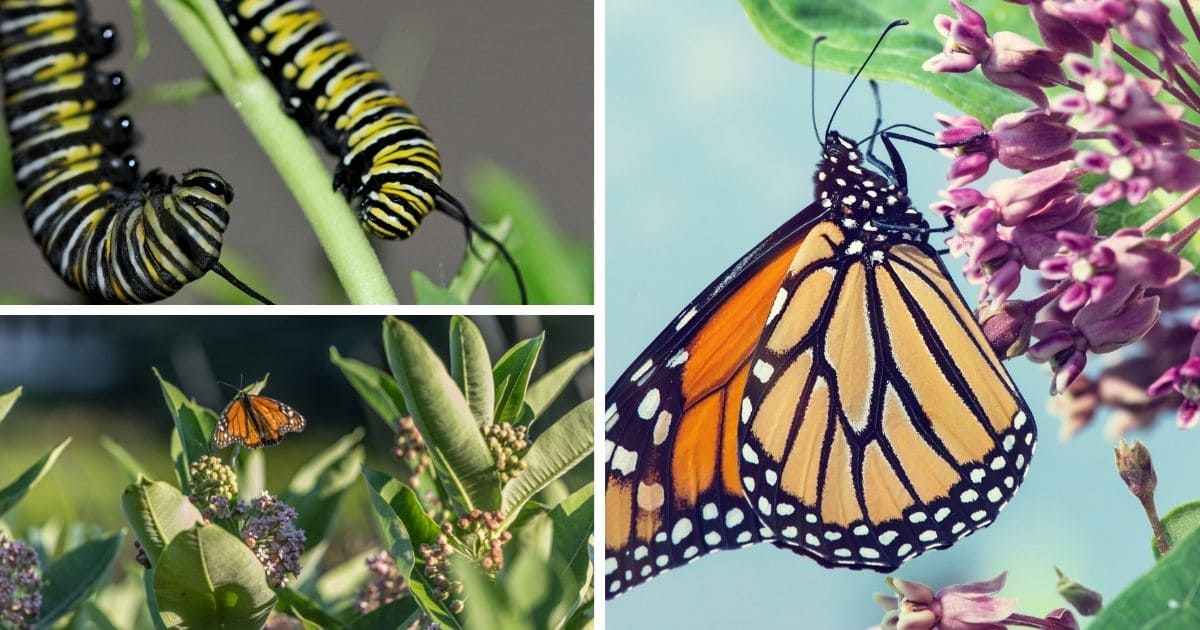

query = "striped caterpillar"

[
  {"left": 0, "top": 0, "right": 270, "bottom": 304},
  {"left": 218, "top": 0, "right": 526, "bottom": 302}
]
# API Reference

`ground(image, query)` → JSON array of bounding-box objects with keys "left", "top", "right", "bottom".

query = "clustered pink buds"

[
  {"left": 872, "top": 572, "right": 1081, "bottom": 629},
  {"left": 926, "top": 0, "right": 1200, "bottom": 432}
]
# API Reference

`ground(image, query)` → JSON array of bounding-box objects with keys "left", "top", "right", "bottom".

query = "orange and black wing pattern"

[
  {"left": 604, "top": 130, "right": 1036, "bottom": 599},
  {"left": 604, "top": 207, "right": 824, "bottom": 598},
  {"left": 738, "top": 229, "right": 1034, "bottom": 571},
  {"left": 214, "top": 391, "right": 307, "bottom": 449}
]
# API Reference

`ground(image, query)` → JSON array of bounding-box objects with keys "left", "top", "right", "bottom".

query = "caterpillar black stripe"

[
  {"left": 218, "top": 0, "right": 527, "bottom": 302},
  {"left": 0, "top": 0, "right": 271, "bottom": 304}
]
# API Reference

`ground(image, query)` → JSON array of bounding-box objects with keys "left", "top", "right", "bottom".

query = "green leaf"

[
  {"left": 493, "top": 332, "right": 545, "bottom": 426},
  {"left": 738, "top": 0, "right": 1027, "bottom": 124},
  {"left": 152, "top": 524, "right": 277, "bottom": 629},
  {"left": 360, "top": 469, "right": 440, "bottom": 574},
  {"left": 449, "top": 316, "right": 495, "bottom": 426},
  {"left": 383, "top": 317, "right": 498, "bottom": 512},
  {"left": 120, "top": 479, "right": 205, "bottom": 566},
  {"left": 360, "top": 469, "right": 460, "bottom": 629},
  {"left": 348, "top": 598, "right": 421, "bottom": 630},
  {"left": 547, "top": 484, "right": 595, "bottom": 606},
  {"left": 99, "top": 436, "right": 151, "bottom": 483},
  {"left": 153, "top": 369, "right": 217, "bottom": 492},
  {"left": 411, "top": 219, "right": 517, "bottom": 305},
  {"left": 0, "top": 438, "right": 70, "bottom": 518},
  {"left": 234, "top": 449, "right": 265, "bottom": 500},
  {"left": 314, "top": 551, "right": 371, "bottom": 614},
  {"left": 1156, "top": 500, "right": 1200, "bottom": 560},
  {"left": 1092, "top": 524, "right": 1200, "bottom": 627},
  {"left": 284, "top": 429, "right": 365, "bottom": 550},
  {"left": 467, "top": 163, "right": 594, "bottom": 304},
  {"left": 524, "top": 348, "right": 594, "bottom": 425},
  {"left": 502, "top": 400, "right": 593, "bottom": 516},
  {"left": 143, "top": 568, "right": 166, "bottom": 630},
  {"left": 0, "top": 386, "right": 20, "bottom": 424},
  {"left": 276, "top": 587, "right": 347, "bottom": 629},
  {"left": 330, "top": 346, "right": 407, "bottom": 430},
  {"left": 411, "top": 272, "right": 463, "bottom": 305},
  {"left": 38, "top": 531, "right": 125, "bottom": 628},
  {"left": 456, "top": 551, "right": 570, "bottom": 630}
]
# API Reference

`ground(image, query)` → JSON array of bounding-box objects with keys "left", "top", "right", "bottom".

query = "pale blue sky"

[{"left": 605, "top": 0, "right": 1193, "bottom": 627}]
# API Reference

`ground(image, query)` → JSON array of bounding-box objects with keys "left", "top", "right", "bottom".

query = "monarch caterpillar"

[
  {"left": 0, "top": 0, "right": 270, "bottom": 304},
  {"left": 216, "top": 0, "right": 527, "bottom": 302},
  {"left": 604, "top": 21, "right": 1036, "bottom": 598}
]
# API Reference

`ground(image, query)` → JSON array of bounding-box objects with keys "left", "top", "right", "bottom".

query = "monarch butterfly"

[
  {"left": 215, "top": 389, "right": 306, "bottom": 449},
  {"left": 0, "top": 0, "right": 270, "bottom": 304},
  {"left": 216, "top": 0, "right": 527, "bottom": 303},
  {"left": 604, "top": 21, "right": 1036, "bottom": 599}
]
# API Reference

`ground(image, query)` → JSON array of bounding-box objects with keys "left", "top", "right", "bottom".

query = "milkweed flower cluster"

[
  {"left": 355, "top": 551, "right": 410, "bottom": 615},
  {"left": 189, "top": 455, "right": 239, "bottom": 520},
  {"left": 393, "top": 415, "right": 431, "bottom": 487},
  {"left": 872, "top": 572, "right": 1082, "bottom": 629},
  {"left": 242, "top": 492, "right": 306, "bottom": 588},
  {"left": 926, "top": 0, "right": 1200, "bottom": 435},
  {"left": 0, "top": 534, "right": 40, "bottom": 630},
  {"left": 482, "top": 421, "right": 529, "bottom": 483}
]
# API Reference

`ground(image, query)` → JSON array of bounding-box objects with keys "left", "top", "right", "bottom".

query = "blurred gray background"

[{"left": 0, "top": 0, "right": 593, "bottom": 304}]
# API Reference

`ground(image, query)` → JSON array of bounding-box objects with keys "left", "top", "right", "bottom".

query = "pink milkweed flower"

[
  {"left": 926, "top": 1, "right": 1066, "bottom": 107},
  {"left": 875, "top": 573, "right": 1018, "bottom": 630},
  {"left": 1061, "top": 0, "right": 1189, "bottom": 68},
  {"left": 936, "top": 114, "right": 997, "bottom": 188},
  {"left": 1148, "top": 346, "right": 1200, "bottom": 428},
  {"left": 1055, "top": 54, "right": 1188, "bottom": 147},
  {"left": 1040, "top": 228, "right": 1193, "bottom": 311},
  {"left": 1008, "top": 0, "right": 1107, "bottom": 55},
  {"left": 989, "top": 161, "right": 1081, "bottom": 226},
  {"left": 991, "top": 109, "right": 1077, "bottom": 170}
]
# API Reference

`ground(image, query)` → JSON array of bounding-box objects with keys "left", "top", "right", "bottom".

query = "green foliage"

[
  {"left": 737, "top": 0, "right": 1026, "bottom": 124},
  {"left": 0, "top": 388, "right": 122, "bottom": 627},
  {"left": 337, "top": 316, "right": 595, "bottom": 627},
  {"left": 466, "top": 163, "right": 594, "bottom": 305},
  {"left": 1092, "top": 526, "right": 1200, "bottom": 627},
  {"left": 739, "top": 0, "right": 1200, "bottom": 266},
  {"left": 38, "top": 532, "right": 125, "bottom": 628},
  {"left": 1155, "top": 500, "right": 1200, "bottom": 560},
  {"left": 411, "top": 219, "right": 520, "bottom": 305},
  {"left": 152, "top": 524, "right": 277, "bottom": 628}
]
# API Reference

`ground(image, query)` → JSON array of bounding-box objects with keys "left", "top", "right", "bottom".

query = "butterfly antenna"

[
  {"left": 824, "top": 19, "right": 908, "bottom": 138},
  {"left": 810, "top": 34, "right": 827, "bottom": 144}
]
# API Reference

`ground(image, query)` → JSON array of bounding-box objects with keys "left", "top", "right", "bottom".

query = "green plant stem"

[
  {"left": 153, "top": 0, "right": 397, "bottom": 304},
  {"left": 1142, "top": 493, "right": 1172, "bottom": 557}
]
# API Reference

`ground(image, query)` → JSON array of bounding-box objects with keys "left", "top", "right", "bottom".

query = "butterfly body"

[
  {"left": 215, "top": 391, "right": 306, "bottom": 449},
  {"left": 604, "top": 130, "right": 1036, "bottom": 598}
]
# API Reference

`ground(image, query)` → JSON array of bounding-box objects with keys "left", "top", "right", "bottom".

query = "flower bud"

[
  {"left": 1114, "top": 439, "right": 1156, "bottom": 500},
  {"left": 1055, "top": 567, "right": 1103, "bottom": 616}
]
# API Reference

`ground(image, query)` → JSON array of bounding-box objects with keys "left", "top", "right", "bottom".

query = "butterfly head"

[{"left": 813, "top": 131, "right": 928, "bottom": 259}]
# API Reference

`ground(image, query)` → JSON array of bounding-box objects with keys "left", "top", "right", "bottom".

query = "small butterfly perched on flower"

[{"left": 215, "top": 388, "right": 306, "bottom": 449}]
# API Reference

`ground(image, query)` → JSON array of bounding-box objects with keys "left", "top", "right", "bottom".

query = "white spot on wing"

[
  {"left": 638, "top": 389, "right": 661, "bottom": 420},
  {"left": 611, "top": 446, "right": 638, "bottom": 476}
]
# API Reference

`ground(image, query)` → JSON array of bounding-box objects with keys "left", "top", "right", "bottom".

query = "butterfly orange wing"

[
  {"left": 604, "top": 209, "right": 823, "bottom": 598},
  {"left": 215, "top": 392, "right": 306, "bottom": 449}
]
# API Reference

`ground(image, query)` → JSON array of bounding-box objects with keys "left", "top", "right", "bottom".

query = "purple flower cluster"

[
  {"left": 0, "top": 533, "right": 41, "bottom": 629},
  {"left": 872, "top": 573, "right": 1081, "bottom": 629},
  {"left": 355, "top": 551, "right": 409, "bottom": 615},
  {"left": 927, "top": 0, "right": 1200, "bottom": 433},
  {"left": 241, "top": 492, "right": 306, "bottom": 588}
]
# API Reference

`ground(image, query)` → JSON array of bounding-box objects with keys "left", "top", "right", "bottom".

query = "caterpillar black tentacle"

[
  {"left": 0, "top": 0, "right": 270, "bottom": 304},
  {"left": 217, "top": 0, "right": 528, "bottom": 303}
]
